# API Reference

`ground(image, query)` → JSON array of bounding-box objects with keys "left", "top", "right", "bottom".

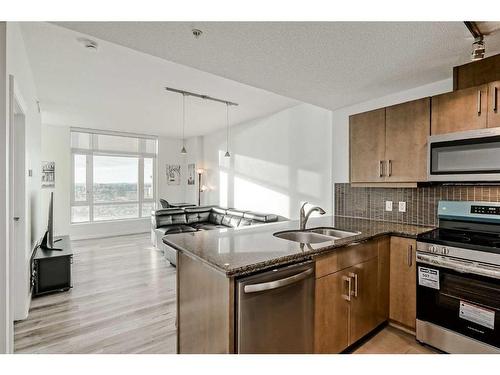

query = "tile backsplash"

[{"left": 334, "top": 183, "right": 500, "bottom": 227}]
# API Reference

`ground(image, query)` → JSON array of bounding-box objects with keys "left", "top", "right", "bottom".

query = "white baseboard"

[{"left": 71, "top": 230, "right": 149, "bottom": 241}]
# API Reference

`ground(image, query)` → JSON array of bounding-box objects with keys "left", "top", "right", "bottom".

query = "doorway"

[{"left": 8, "top": 75, "right": 29, "bottom": 352}]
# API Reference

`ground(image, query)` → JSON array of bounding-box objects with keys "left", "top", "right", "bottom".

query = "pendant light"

[
  {"left": 224, "top": 103, "right": 231, "bottom": 158},
  {"left": 180, "top": 93, "right": 187, "bottom": 154}
]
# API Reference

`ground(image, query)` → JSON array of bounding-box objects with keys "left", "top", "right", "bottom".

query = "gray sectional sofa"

[{"left": 151, "top": 205, "right": 284, "bottom": 265}]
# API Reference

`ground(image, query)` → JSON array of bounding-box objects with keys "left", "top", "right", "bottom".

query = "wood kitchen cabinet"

[
  {"left": 376, "top": 236, "right": 390, "bottom": 325},
  {"left": 431, "top": 84, "right": 488, "bottom": 135},
  {"left": 314, "top": 239, "right": 383, "bottom": 353},
  {"left": 385, "top": 98, "right": 430, "bottom": 182},
  {"left": 389, "top": 237, "right": 417, "bottom": 331},
  {"left": 349, "top": 99, "right": 430, "bottom": 184},
  {"left": 314, "top": 270, "right": 350, "bottom": 353},
  {"left": 349, "top": 257, "right": 379, "bottom": 343},
  {"left": 488, "top": 81, "right": 500, "bottom": 128},
  {"left": 349, "top": 108, "right": 386, "bottom": 183}
]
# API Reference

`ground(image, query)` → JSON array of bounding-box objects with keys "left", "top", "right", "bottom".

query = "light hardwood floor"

[
  {"left": 15, "top": 233, "right": 435, "bottom": 354},
  {"left": 353, "top": 325, "right": 437, "bottom": 354},
  {"left": 14, "top": 233, "right": 177, "bottom": 354}
]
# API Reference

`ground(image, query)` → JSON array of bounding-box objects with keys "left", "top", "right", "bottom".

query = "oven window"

[
  {"left": 441, "top": 273, "right": 500, "bottom": 310},
  {"left": 430, "top": 136, "right": 500, "bottom": 175}
]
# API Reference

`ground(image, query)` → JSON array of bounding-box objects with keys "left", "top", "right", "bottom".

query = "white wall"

[
  {"left": 331, "top": 78, "right": 453, "bottom": 184},
  {"left": 6, "top": 22, "right": 42, "bottom": 322},
  {"left": 0, "top": 21, "right": 11, "bottom": 354},
  {"left": 203, "top": 103, "right": 332, "bottom": 220},
  {"left": 184, "top": 136, "right": 204, "bottom": 205},
  {"left": 41, "top": 124, "right": 70, "bottom": 236}
]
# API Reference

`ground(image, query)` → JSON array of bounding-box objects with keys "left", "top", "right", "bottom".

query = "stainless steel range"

[{"left": 416, "top": 201, "right": 500, "bottom": 353}]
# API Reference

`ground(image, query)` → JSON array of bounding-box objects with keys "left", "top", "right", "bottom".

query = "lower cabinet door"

[
  {"left": 349, "top": 257, "right": 380, "bottom": 344},
  {"left": 389, "top": 237, "right": 417, "bottom": 330},
  {"left": 314, "top": 270, "right": 350, "bottom": 353}
]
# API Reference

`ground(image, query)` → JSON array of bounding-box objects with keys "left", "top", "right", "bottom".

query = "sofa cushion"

[
  {"left": 155, "top": 225, "right": 197, "bottom": 236},
  {"left": 238, "top": 217, "right": 253, "bottom": 226},
  {"left": 153, "top": 208, "right": 186, "bottom": 227},
  {"left": 185, "top": 206, "right": 212, "bottom": 224},
  {"left": 226, "top": 209, "right": 246, "bottom": 217},
  {"left": 243, "top": 211, "right": 278, "bottom": 223},
  {"left": 191, "top": 222, "right": 227, "bottom": 231},
  {"left": 209, "top": 207, "right": 227, "bottom": 225},
  {"left": 228, "top": 215, "right": 242, "bottom": 228}
]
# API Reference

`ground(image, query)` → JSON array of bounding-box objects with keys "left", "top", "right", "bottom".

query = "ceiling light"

[
  {"left": 471, "top": 36, "right": 485, "bottom": 61},
  {"left": 77, "top": 38, "right": 98, "bottom": 51},
  {"left": 224, "top": 103, "right": 231, "bottom": 158},
  {"left": 180, "top": 94, "right": 187, "bottom": 155}
]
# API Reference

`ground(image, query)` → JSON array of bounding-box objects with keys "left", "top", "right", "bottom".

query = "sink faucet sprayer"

[{"left": 299, "top": 202, "right": 326, "bottom": 230}]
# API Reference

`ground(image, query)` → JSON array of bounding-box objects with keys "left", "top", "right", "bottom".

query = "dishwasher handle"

[{"left": 243, "top": 268, "right": 313, "bottom": 294}]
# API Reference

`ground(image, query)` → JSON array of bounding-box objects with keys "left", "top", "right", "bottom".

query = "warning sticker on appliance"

[
  {"left": 418, "top": 267, "right": 440, "bottom": 289},
  {"left": 459, "top": 301, "right": 495, "bottom": 330}
]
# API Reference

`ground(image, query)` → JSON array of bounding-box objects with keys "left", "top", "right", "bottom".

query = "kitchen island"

[{"left": 163, "top": 215, "right": 432, "bottom": 354}]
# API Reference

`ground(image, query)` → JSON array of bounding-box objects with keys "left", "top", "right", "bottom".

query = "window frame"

[{"left": 70, "top": 129, "right": 157, "bottom": 224}]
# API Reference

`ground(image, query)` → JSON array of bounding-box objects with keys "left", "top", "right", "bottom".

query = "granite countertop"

[{"left": 163, "top": 215, "right": 434, "bottom": 277}]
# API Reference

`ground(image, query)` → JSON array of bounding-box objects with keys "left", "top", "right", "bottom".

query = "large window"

[{"left": 70, "top": 130, "right": 157, "bottom": 223}]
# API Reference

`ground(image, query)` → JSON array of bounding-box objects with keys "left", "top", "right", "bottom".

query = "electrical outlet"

[
  {"left": 385, "top": 201, "right": 393, "bottom": 212},
  {"left": 398, "top": 201, "right": 407, "bottom": 213}
]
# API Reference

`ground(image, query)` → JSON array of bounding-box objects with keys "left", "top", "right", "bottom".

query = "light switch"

[
  {"left": 398, "top": 201, "right": 407, "bottom": 213},
  {"left": 385, "top": 201, "right": 393, "bottom": 212}
]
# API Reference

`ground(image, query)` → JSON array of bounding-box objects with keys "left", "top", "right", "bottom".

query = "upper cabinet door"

[
  {"left": 431, "top": 85, "right": 488, "bottom": 135},
  {"left": 385, "top": 98, "right": 430, "bottom": 182},
  {"left": 488, "top": 81, "right": 500, "bottom": 128},
  {"left": 349, "top": 108, "right": 386, "bottom": 183}
]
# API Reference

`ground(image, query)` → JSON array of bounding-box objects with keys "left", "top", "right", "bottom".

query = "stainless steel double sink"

[{"left": 273, "top": 227, "right": 361, "bottom": 244}]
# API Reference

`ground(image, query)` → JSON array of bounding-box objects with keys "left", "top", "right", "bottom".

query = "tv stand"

[{"left": 32, "top": 235, "right": 73, "bottom": 296}]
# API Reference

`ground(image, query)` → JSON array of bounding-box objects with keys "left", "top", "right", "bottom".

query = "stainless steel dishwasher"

[{"left": 236, "top": 261, "right": 314, "bottom": 353}]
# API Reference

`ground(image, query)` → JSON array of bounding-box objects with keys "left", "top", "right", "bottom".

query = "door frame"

[{"left": 3, "top": 75, "right": 28, "bottom": 353}]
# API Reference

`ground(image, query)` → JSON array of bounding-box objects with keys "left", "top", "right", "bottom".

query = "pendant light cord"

[
  {"left": 182, "top": 94, "right": 186, "bottom": 147},
  {"left": 226, "top": 103, "right": 230, "bottom": 153}
]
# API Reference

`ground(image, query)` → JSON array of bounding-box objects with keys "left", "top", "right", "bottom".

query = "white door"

[{"left": 9, "top": 75, "right": 29, "bottom": 326}]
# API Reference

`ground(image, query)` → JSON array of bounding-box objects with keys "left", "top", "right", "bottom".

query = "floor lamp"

[{"left": 197, "top": 168, "right": 207, "bottom": 206}]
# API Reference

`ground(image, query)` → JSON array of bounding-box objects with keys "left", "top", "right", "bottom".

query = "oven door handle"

[{"left": 416, "top": 253, "right": 500, "bottom": 280}]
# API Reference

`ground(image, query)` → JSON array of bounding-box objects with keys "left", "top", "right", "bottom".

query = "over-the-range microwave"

[{"left": 428, "top": 127, "right": 500, "bottom": 182}]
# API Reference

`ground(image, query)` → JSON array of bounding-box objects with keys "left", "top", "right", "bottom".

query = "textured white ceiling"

[
  {"left": 20, "top": 22, "right": 299, "bottom": 137},
  {"left": 54, "top": 22, "right": 500, "bottom": 112}
]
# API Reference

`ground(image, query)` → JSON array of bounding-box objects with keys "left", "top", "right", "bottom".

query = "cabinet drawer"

[{"left": 315, "top": 239, "right": 378, "bottom": 279}]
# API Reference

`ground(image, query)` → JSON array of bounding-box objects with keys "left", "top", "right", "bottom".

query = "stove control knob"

[
  {"left": 428, "top": 245, "right": 436, "bottom": 253},
  {"left": 442, "top": 247, "right": 449, "bottom": 255}
]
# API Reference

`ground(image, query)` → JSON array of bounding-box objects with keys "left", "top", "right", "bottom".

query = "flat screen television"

[{"left": 40, "top": 192, "right": 62, "bottom": 251}]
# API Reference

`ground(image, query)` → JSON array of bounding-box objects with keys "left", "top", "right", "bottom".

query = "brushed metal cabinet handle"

[
  {"left": 407, "top": 244, "right": 413, "bottom": 267},
  {"left": 387, "top": 160, "right": 392, "bottom": 177},
  {"left": 348, "top": 272, "right": 359, "bottom": 297},
  {"left": 342, "top": 275, "right": 352, "bottom": 301},
  {"left": 494, "top": 86, "right": 498, "bottom": 112},
  {"left": 477, "top": 90, "right": 482, "bottom": 115},
  {"left": 243, "top": 268, "right": 313, "bottom": 293},
  {"left": 379, "top": 160, "right": 384, "bottom": 177}
]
